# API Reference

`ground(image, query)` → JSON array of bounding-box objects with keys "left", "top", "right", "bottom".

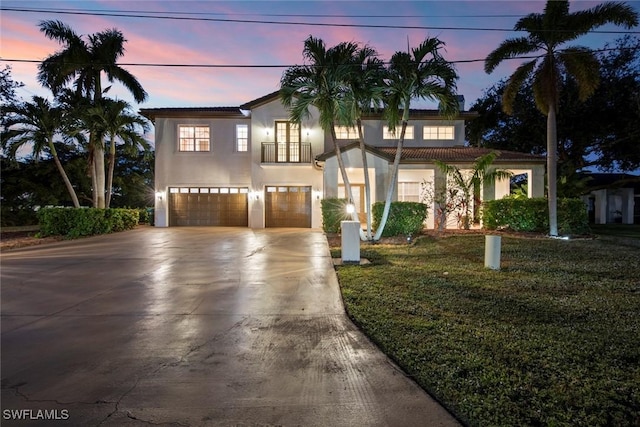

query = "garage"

[
  {"left": 265, "top": 186, "right": 312, "bottom": 228},
  {"left": 169, "top": 187, "right": 248, "bottom": 226}
]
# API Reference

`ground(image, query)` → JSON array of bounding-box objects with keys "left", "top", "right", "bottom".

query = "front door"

[{"left": 338, "top": 184, "right": 367, "bottom": 224}]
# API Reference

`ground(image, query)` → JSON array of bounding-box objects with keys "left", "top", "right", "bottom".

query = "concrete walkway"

[{"left": 1, "top": 227, "right": 460, "bottom": 426}]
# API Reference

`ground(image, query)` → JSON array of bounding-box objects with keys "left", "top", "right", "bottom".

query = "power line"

[
  {"left": 0, "top": 6, "right": 530, "bottom": 19},
  {"left": 2, "top": 46, "right": 634, "bottom": 69},
  {"left": 1, "top": 6, "right": 638, "bottom": 34}
]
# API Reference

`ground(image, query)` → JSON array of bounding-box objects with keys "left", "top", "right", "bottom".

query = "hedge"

[
  {"left": 372, "top": 201, "right": 428, "bottom": 237},
  {"left": 37, "top": 208, "right": 140, "bottom": 238},
  {"left": 483, "top": 197, "right": 590, "bottom": 235},
  {"left": 321, "top": 198, "right": 349, "bottom": 233}
]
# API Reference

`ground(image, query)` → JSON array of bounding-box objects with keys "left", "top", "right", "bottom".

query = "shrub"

[
  {"left": 37, "top": 208, "right": 139, "bottom": 238},
  {"left": 321, "top": 198, "right": 349, "bottom": 233},
  {"left": 483, "top": 197, "right": 590, "bottom": 235},
  {"left": 136, "top": 207, "right": 154, "bottom": 225},
  {"left": 372, "top": 201, "right": 428, "bottom": 237}
]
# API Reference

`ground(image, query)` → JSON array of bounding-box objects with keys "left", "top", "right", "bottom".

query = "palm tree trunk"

[
  {"left": 92, "top": 75, "right": 106, "bottom": 209},
  {"left": 356, "top": 118, "right": 372, "bottom": 241},
  {"left": 88, "top": 145, "right": 98, "bottom": 208},
  {"left": 105, "top": 136, "right": 115, "bottom": 208},
  {"left": 547, "top": 102, "right": 558, "bottom": 236},
  {"left": 330, "top": 124, "right": 366, "bottom": 241},
  {"left": 48, "top": 140, "right": 80, "bottom": 208},
  {"left": 373, "top": 115, "right": 408, "bottom": 241},
  {"left": 95, "top": 142, "right": 106, "bottom": 208}
]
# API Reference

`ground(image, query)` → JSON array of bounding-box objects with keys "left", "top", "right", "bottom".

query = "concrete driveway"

[{"left": 1, "top": 227, "right": 459, "bottom": 426}]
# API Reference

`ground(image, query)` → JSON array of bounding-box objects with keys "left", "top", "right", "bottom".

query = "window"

[
  {"left": 334, "top": 126, "right": 361, "bottom": 140},
  {"left": 179, "top": 125, "right": 210, "bottom": 151},
  {"left": 236, "top": 124, "right": 248, "bottom": 152},
  {"left": 383, "top": 126, "right": 414, "bottom": 140},
  {"left": 276, "top": 121, "right": 301, "bottom": 162},
  {"left": 398, "top": 182, "right": 421, "bottom": 202},
  {"left": 423, "top": 126, "right": 454, "bottom": 140}
]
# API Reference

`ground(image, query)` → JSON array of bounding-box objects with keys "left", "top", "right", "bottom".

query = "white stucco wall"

[
  {"left": 248, "top": 100, "right": 324, "bottom": 228},
  {"left": 153, "top": 116, "right": 252, "bottom": 227},
  {"left": 323, "top": 119, "right": 467, "bottom": 152}
]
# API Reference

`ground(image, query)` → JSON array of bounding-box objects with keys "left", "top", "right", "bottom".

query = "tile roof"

[
  {"left": 316, "top": 142, "right": 545, "bottom": 163},
  {"left": 376, "top": 146, "right": 545, "bottom": 163},
  {"left": 139, "top": 107, "right": 245, "bottom": 121},
  {"left": 239, "top": 90, "right": 282, "bottom": 110}
]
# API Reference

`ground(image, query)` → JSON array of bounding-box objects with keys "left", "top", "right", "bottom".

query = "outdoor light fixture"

[
  {"left": 346, "top": 204, "right": 355, "bottom": 214},
  {"left": 155, "top": 191, "right": 164, "bottom": 201}
]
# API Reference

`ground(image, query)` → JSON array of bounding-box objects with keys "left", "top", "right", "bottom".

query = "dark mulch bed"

[
  {"left": 325, "top": 228, "right": 553, "bottom": 248},
  {"left": 0, "top": 230, "right": 62, "bottom": 251}
]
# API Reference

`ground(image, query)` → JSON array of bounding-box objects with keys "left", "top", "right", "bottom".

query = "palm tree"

[
  {"left": 280, "top": 36, "right": 364, "bottom": 234},
  {"left": 38, "top": 20, "right": 148, "bottom": 208},
  {"left": 1, "top": 96, "right": 80, "bottom": 207},
  {"left": 435, "top": 152, "right": 512, "bottom": 229},
  {"left": 374, "top": 37, "right": 459, "bottom": 241},
  {"left": 345, "top": 46, "right": 386, "bottom": 240},
  {"left": 484, "top": 0, "right": 638, "bottom": 236},
  {"left": 86, "top": 98, "right": 151, "bottom": 208}
]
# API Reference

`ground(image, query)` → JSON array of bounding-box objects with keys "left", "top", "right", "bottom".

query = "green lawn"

[
  {"left": 333, "top": 234, "right": 640, "bottom": 426},
  {"left": 591, "top": 224, "right": 640, "bottom": 240}
]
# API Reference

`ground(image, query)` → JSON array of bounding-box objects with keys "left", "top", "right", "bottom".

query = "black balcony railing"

[{"left": 261, "top": 142, "right": 312, "bottom": 163}]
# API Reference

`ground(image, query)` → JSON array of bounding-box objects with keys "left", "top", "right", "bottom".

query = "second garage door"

[
  {"left": 169, "top": 187, "right": 248, "bottom": 226},
  {"left": 265, "top": 186, "right": 311, "bottom": 228}
]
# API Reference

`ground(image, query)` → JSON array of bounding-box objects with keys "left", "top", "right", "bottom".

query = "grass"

[
  {"left": 591, "top": 224, "right": 640, "bottom": 239},
  {"left": 333, "top": 234, "right": 640, "bottom": 426}
]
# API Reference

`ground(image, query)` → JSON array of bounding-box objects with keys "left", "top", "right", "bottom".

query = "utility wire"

[
  {"left": 1, "top": 47, "right": 634, "bottom": 69},
  {"left": 1, "top": 6, "right": 638, "bottom": 34},
  {"left": 0, "top": 6, "right": 531, "bottom": 19}
]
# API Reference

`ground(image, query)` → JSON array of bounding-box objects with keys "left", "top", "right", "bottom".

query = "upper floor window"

[
  {"left": 423, "top": 126, "right": 454, "bottom": 140},
  {"left": 334, "top": 126, "right": 361, "bottom": 140},
  {"left": 236, "top": 124, "right": 248, "bottom": 152},
  {"left": 383, "top": 125, "right": 414, "bottom": 140},
  {"left": 179, "top": 125, "right": 210, "bottom": 151},
  {"left": 276, "top": 121, "right": 301, "bottom": 162}
]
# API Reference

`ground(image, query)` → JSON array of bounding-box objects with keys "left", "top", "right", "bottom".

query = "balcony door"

[{"left": 275, "top": 121, "right": 301, "bottom": 163}]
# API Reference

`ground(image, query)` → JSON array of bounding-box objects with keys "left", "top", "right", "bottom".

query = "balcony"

[{"left": 261, "top": 142, "right": 312, "bottom": 164}]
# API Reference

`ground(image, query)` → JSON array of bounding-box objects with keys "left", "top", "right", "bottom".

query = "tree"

[
  {"left": 1, "top": 96, "right": 81, "bottom": 207},
  {"left": 109, "top": 150, "right": 154, "bottom": 208},
  {"left": 466, "top": 78, "right": 547, "bottom": 155},
  {"left": 38, "top": 20, "right": 148, "bottom": 208},
  {"left": 0, "top": 65, "right": 24, "bottom": 107},
  {"left": 86, "top": 98, "right": 150, "bottom": 208},
  {"left": 484, "top": 0, "right": 638, "bottom": 236},
  {"left": 435, "top": 152, "right": 512, "bottom": 229},
  {"left": 280, "top": 36, "right": 364, "bottom": 235},
  {"left": 374, "top": 37, "right": 459, "bottom": 241},
  {"left": 345, "top": 46, "right": 386, "bottom": 240}
]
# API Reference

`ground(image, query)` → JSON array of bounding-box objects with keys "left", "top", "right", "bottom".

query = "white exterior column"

[
  {"left": 593, "top": 189, "right": 608, "bottom": 224},
  {"left": 531, "top": 165, "right": 545, "bottom": 198},
  {"left": 621, "top": 188, "right": 635, "bottom": 225}
]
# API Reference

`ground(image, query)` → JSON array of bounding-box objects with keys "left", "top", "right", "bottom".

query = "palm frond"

[
  {"left": 569, "top": 2, "right": 638, "bottom": 37},
  {"left": 557, "top": 46, "right": 600, "bottom": 101},
  {"left": 502, "top": 60, "right": 537, "bottom": 114},
  {"left": 532, "top": 55, "right": 559, "bottom": 114},
  {"left": 485, "top": 37, "right": 540, "bottom": 73}
]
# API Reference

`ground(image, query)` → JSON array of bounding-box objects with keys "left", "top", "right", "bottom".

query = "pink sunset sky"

[{"left": 1, "top": 1, "right": 639, "bottom": 111}]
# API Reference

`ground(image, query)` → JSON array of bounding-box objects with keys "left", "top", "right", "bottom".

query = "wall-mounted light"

[
  {"left": 313, "top": 190, "right": 322, "bottom": 200},
  {"left": 155, "top": 190, "right": 165, "bottom": 201},
  {"left": 346, "top": 203, "right": 355, "bottom": 214}
]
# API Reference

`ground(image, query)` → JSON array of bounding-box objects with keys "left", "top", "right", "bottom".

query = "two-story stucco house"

[{"left": 141, "top": 91, "right": 545, "bottom": 229}]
